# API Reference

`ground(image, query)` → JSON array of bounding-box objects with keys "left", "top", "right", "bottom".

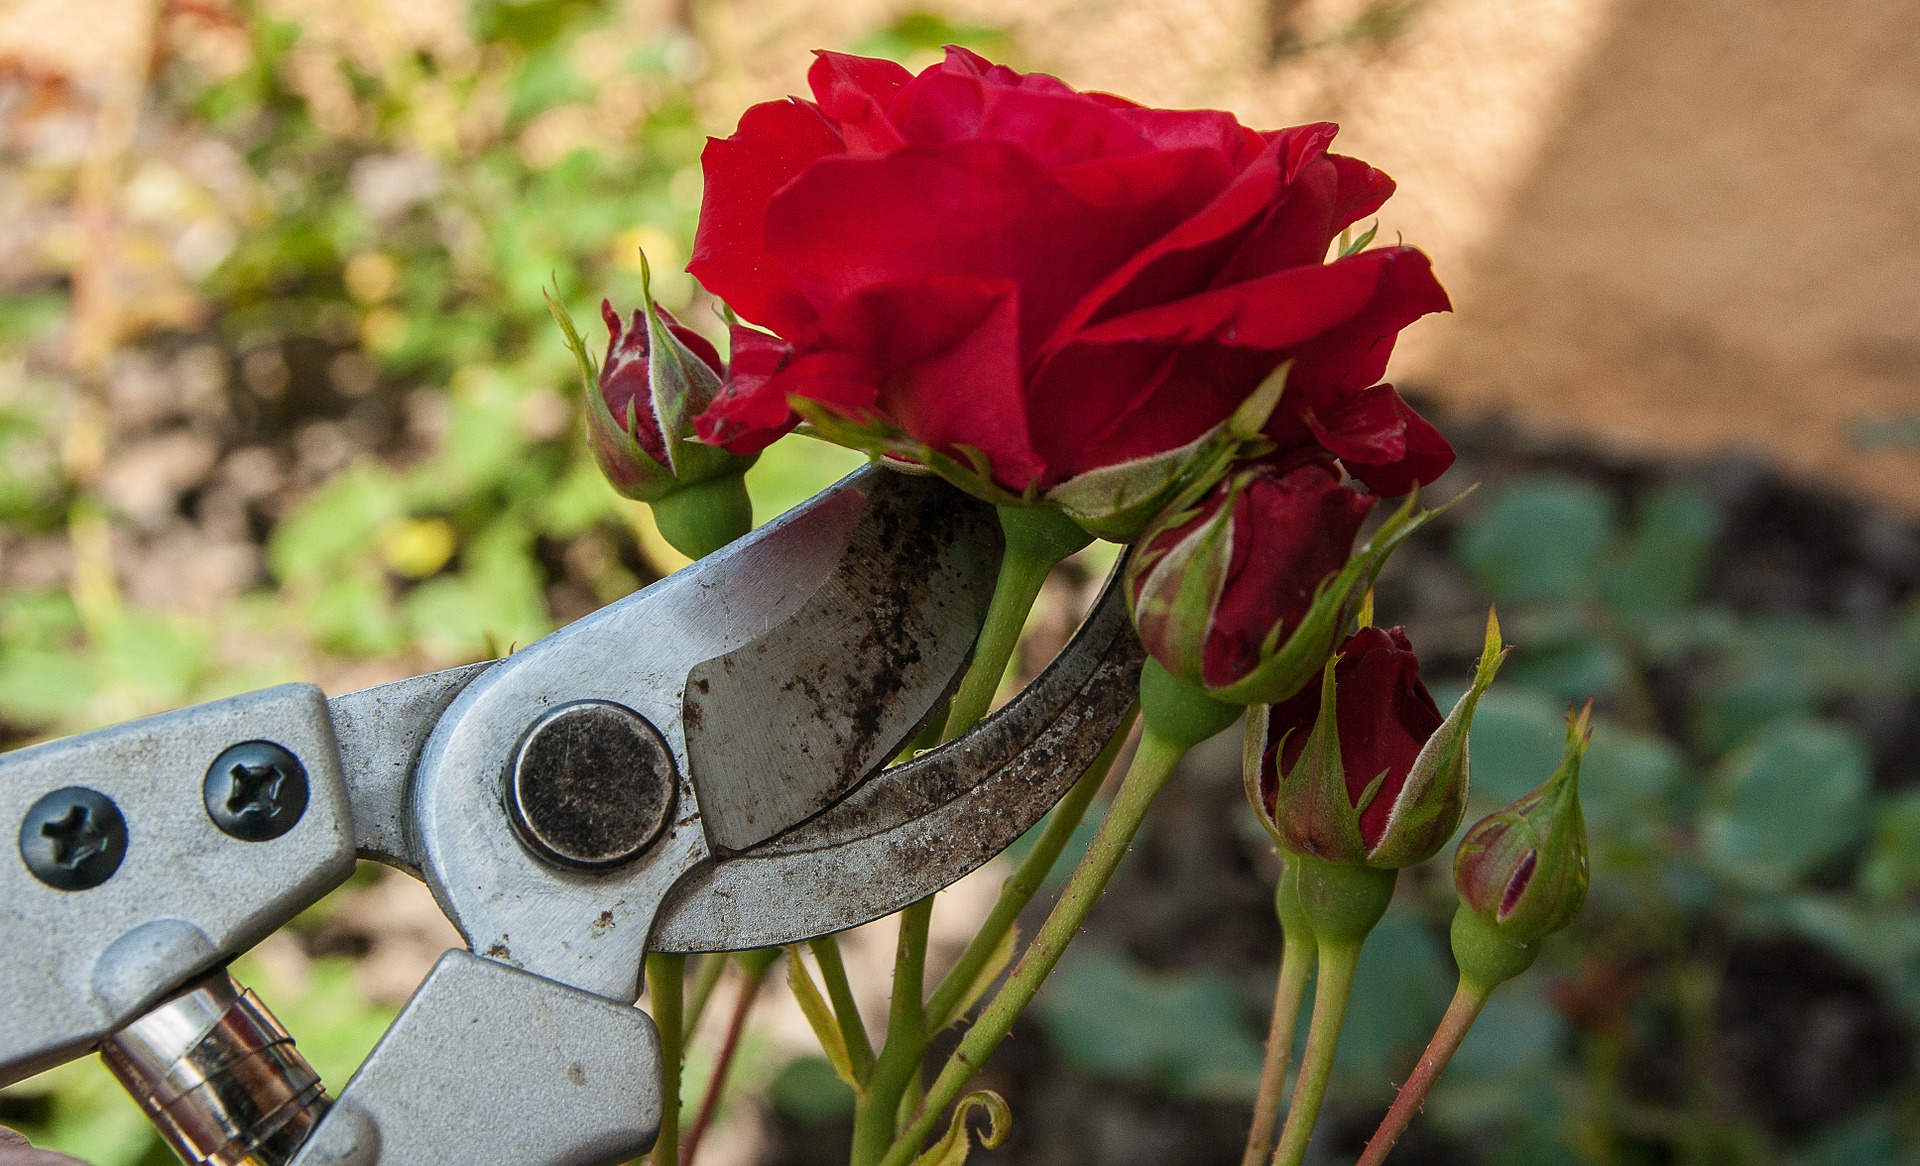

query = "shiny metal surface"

[
  {"left": 100, "top": 968, "right": 328, "bottom": 1166},
  {"left": 650, "top": 574, "right": 1144, "bottom": 952},
  {"left": 507, "top": 701, "right": 677, "bottom": 870},
  {"left": 409, "top": 468, "right": 1000, "bottom": 1002},
  {"left": 680, "top": 475, "right": 999, "bottom": 853},
  {"left": 0, "top": 684, "right": 355, "bottom": 1086},
  {"left": 287, "top": 951, "right": 662, "bottom": 1166},
  {"left": 326, "top": 662, "right": 494, "bottom": 875}
]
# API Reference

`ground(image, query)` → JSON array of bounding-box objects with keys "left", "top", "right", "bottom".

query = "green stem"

[
  {"left": 646, "top": 952, "right": 686, "bottom": 1166},
  {"left": 1270, "top": 940, "right": 1363, "bottom": 1166},
  {"left": 808, "top": 935, "right": 875, "bottom": 1081},
  {"left": 940, "top": 508, "right": 1088, "bottom": 739},
  {"left": 1355, "top": 980, "right": 1493, "bottom": 1166},
  {"left": 682, "top": 953, "right": 728, "bottom": 1042},
  {"left": 1242, "top": 863, "right": 1316, "bottom": 1166},
  {"left": 876, "top": 728, "right": 1191, "bottom": 1166},
  {"left": 851, "top": 898, "right": 933, "bottom": 1164},
  {"left": 924, "top": 705, "right": 1137, "bottom": 1032}
]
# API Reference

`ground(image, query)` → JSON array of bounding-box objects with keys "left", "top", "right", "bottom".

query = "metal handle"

[{"left": 100, "top": 969, "right": 328, "bottom": 1166}]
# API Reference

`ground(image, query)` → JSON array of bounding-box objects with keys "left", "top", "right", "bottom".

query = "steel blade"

[
  {"left": 680, "top": 470, "right": 1001, "bottom": 852},
  {"left": 648, "top": 575, "right": 1143, "bottom": 953}
]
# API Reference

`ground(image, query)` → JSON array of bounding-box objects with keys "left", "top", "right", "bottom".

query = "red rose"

[{"left": 689, "top": 47, "right": 1453, "bottom": 533}]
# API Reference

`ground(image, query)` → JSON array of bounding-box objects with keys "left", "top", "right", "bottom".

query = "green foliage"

[
  {"left": 1703, "top": 720, "right": 1871, "bottom": 891},
  {"left": 1034, "top": 945, "right": 1267, "bottom": 1100},
  {"left": 769, "top": 1056, "right": 858, "bottom": 1126}
]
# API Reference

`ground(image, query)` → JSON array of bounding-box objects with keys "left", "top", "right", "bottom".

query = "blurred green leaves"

[
  {"left": 1035, "top": 945, "right": 1265, "bottom": 1101},
  {"left": 1703, "top": 720, "right": 1871, "bottom": 891}
]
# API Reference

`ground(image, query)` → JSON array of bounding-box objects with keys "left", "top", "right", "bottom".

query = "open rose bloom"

[{"left": 689, "top": 47, "right": 1454, "bottom": 538}]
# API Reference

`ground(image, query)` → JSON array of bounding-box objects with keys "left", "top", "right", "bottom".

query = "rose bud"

[
  {"left": 1247, "top": 611, "right": 1507, "bottom": 868},
  {"left": 1126, "top": 457, "right": 1434, "bottom": 704},
  {"left": 549, "top": 261, "right": 776, "bottom": 557},
  {"left": 1450, "top": 701, "right": 1591, "bottom": 986}
]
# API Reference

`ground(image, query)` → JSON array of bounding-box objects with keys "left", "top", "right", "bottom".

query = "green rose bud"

[{"left": 1449, "top": 701, "right": 1592, "bottom": 987}]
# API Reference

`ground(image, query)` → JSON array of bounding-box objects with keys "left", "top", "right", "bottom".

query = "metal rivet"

[
  {"left": 20, "top": 787, "right": 128, "bottom": 890},
  {"left": 204, "top": 741, "right": 309, "bottom": 842},
  {"left": 507, "top": 701, "right": 677, "bottom": 871}
]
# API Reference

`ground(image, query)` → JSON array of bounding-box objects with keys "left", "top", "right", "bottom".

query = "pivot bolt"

[
  {"left": 204, "top": 741, "right": 310, "bottom": 842},
  {"left": 20, "top": 787, "right": 128, "bottom": 890},
  {"left": 508, "top": 701, "right": 677, "bottom": 870}
]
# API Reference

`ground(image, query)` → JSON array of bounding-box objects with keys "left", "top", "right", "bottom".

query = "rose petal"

[
  {"left": 690, "top": 98, "right": 845, "bottom": 335},
  {"left": 1320, "top": 388, "right": 1455, "bottom": 496},
  {"left": 1200, "top": 461, "right": 1375, "bottom": 688},
  {"left": 808, "top": 51, "right": 909, "bottom": 153},
  {"left": 765, "top": 140, "right": 1207, "bottom": 359},
  {"left": 774, "top": 276, "right": 1046, "bottom": 490}
]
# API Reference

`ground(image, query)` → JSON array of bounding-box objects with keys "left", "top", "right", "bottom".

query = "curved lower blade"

[{"left": 648, "top": 575, "right": 1144, "bottom": 953}]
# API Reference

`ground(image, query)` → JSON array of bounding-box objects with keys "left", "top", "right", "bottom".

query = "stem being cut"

[
  {"left": 1355, "top": 980, "right": 1494, "bottom": 1166},
  {"left": 941, "top": 506, "right": 1092, "bottom": 738},
  {"left": 647, "top": 952, "right": 686, "bottom": 1166},
  {"left": 850, "top": 900, "right": 933, "bottom": 1164},
  {"left": 875, "top": 664, "right": 1236, "bottom": 1166},
  {"left": 851, "top": 505, "right": 1093, "bottom": 1164}
]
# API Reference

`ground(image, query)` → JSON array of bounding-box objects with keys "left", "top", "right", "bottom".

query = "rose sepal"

[
  {"left": 1045, "top": 361, "right": 1291, "bottom": 541},
  {"left": 1364, "top": 607, "right": 1510, "bottom": 867},
  {"left": 787, "top": 397, "right": 1036, "bottom": 509}
]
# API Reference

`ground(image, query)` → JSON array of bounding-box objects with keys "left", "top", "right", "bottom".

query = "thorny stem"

[
  {"left": 1242, "top": 927, "right": 1316, "bottom": 1165},
  {"left": 808, "top": 935, "right": 876, "bottom": 1081},
  {"left": 851, "top": 898, "right": 933, "bottom": 1164},
  {"left": 877, "top": 728, "right": 1191, "bottom": 1166},
  {"left": 646, "top": 952, "right": 686, "bottom": 1166},
  {"left": 681, "top": 956, "right": 779, "bottom": 1166},
  {"left": 1355, "top": 980, "right": 1494, "bottom": 1166},
  {"left": 1270, "top": 939, "right": 1364, "bottom": 1166},
  {"left": 924, "top": 706, "right": 1138, "bottom": 1032}
]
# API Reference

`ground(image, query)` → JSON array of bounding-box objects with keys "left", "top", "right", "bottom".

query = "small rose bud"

[
  {"left": 1127, "top": 457, "right": 1389, "bottom": 703},
  {"left": 548, "top": 260, "right": 763, "bottom": 505},
  {"left": 1454, "top": 702, "right": 1591, "bottom": 943}
]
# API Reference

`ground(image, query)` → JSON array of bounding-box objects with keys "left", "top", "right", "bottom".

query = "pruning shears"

[{"left": 0, "top": 468, "right": 1142, "bottom": 1166}]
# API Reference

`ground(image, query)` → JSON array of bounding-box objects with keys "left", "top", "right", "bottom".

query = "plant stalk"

[
  {"left": 924, "top": 706, "right": 1137, "bottom": 1032},
  {"left": 681, "top": 956, "right": 779, "bottom": 1166},
  {"left": 1355, "top": 980, "right": 1493, "bottom": 1166},
  {"left": 876, "top": 728, "right": 1190, "bottom": 1166},
  {"left": 646, "top": 952, "right": 686, "bottom": 1166},
  {"left": 1242, "top": 928, "right": 1316, "bottom": 1166},
  {"left": 850, "top": 897, "right": 933, "bottom": 1164},
  {"left": 1270, "top": 939, "right": 1364, "bottom": 1166},
  {"left": 808, "top": 935, "right": 876, "bottom": 1081}
]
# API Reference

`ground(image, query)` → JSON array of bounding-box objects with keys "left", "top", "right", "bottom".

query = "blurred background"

[{"left": 0, "top": 0, "right": 1916, "bottom": 1162}]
